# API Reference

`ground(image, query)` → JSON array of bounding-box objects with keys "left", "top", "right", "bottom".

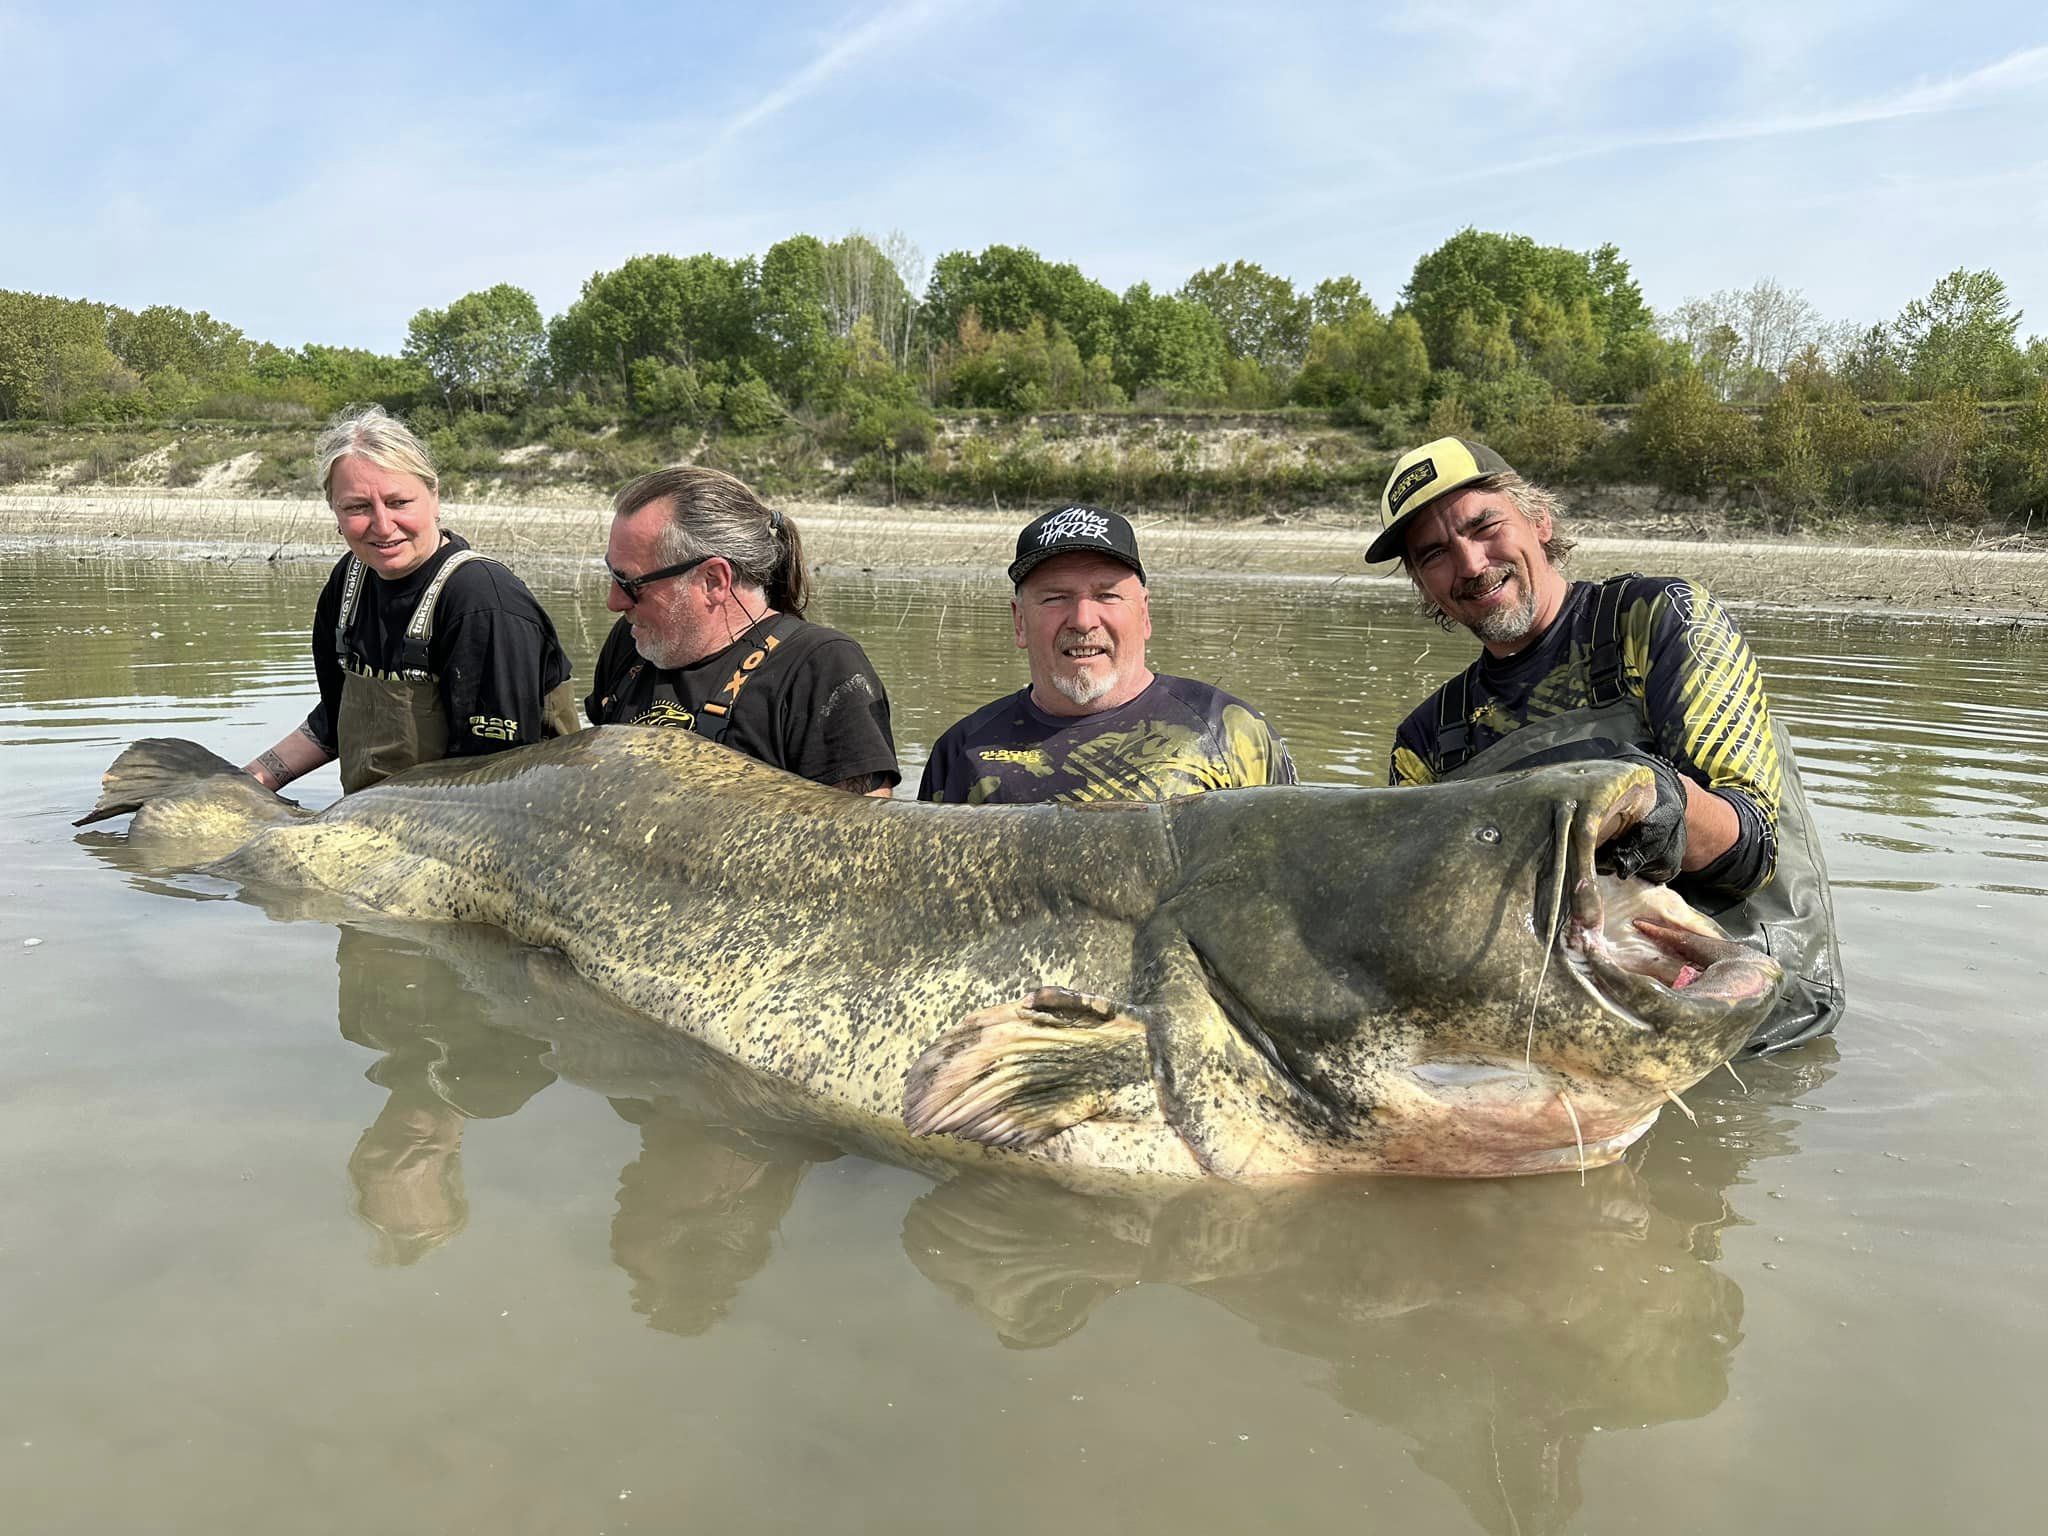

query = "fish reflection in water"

[{"left": 126, "top": 893, "right": 1830, "bottom": 1536}]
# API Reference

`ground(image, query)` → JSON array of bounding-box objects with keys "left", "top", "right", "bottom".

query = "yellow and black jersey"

[
  {"left": 919, "top": 675, "right": 1296, "bottom": 805},
  {"left": 1389, "top": 576, "right": 1782, "bottom": 895}
]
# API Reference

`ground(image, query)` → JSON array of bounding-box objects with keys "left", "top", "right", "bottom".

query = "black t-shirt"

[
  {"left": 303, "top": 534, "right": 575, "bottom": 757},
  {"left": 585, "top": 613, "right": 900, "bottom": 790},
  {"left": 918, "top": 674, "right": 1297, "bottom": 804}
]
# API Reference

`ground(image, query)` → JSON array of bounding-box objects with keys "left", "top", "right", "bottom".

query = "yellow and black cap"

[
  {"left": 1367, "top": 436, "right": 1514, "bottom": 564},
  {"left": 1008, "top": 504, "right": 1145, "bottom": 586}
]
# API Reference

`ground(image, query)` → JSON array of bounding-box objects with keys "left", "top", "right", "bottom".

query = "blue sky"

[{"left": 3, "top": 1, "right": 2042, "bottom": 351}]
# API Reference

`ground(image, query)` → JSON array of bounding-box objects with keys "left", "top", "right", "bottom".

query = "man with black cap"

[
  {"left": 1371, "top": 435, "right": 1843, "bottom": 1053},
  {"left": 918, "top": 504, "right": 1295, "bottom": 804}
]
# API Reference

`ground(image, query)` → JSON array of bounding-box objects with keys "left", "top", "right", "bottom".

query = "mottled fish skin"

[{"left": 85, "top": 729, "right": 1780, "bottom": 1180}]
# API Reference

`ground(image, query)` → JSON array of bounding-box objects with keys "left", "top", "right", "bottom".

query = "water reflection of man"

[
  {"left": 1371, "top": 436, "right": 1843, "bottom": 1052},
  {"left": 335, "top": 928, "right": 557, "bottom": 1265},
  {"left": 920, "top": 505, "right": 1296, "bottom": 803},
  {"left": 607, "top": 1098, "right": 822, "bottom": 1336}
]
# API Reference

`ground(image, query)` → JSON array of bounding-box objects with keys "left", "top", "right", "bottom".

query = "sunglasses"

[{"left": 607, "top": 553, "right": 713, "bottom": 604}]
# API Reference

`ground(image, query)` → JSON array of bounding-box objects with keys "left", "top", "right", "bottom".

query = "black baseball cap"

[
  {"left": 1007, "top": 504, "right": 1146, "bottom": 586},
  {"left": 1367, "top": 436, "right": 1516, "bottom": 563}
]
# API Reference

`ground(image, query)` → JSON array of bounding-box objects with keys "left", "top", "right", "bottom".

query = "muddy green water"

[{"left": 2, "top": 550, "right": 2044, "bottom": 1535}]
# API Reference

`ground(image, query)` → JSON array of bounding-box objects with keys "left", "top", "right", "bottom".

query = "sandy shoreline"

[{"left": 3, "top": 490, "right": 2045, "bottom": 617}]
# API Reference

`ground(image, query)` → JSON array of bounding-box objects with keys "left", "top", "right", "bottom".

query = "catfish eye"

[{"left": 1474, "top": 826, "right": 1501, "bottom": 844}]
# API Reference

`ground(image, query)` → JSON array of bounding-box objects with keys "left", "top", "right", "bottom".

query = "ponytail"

[{"left": 766, "top": 508, "right": 810, "bottom": 618}]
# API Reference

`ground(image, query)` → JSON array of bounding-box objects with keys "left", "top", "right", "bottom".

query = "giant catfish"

[{"left": 78, "top": 727, "right": 1783, "bottom": 1179}]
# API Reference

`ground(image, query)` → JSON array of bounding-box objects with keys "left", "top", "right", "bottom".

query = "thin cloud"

[
  {"left": 690, "top": 0, "right": 974, "bottom": 165},
  {"left": 1466, "top": 42, "right": 2048, "bottom": 183},
  {"left": 1659, "top": 41, "right": 2048, "bottom": 144}
]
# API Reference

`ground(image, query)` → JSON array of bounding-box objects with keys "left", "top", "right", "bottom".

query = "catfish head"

[{"left": 1150, "top": 761, "right": 1784, "bottom": 1176}]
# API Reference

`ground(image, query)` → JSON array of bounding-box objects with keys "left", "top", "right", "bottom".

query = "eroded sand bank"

[{"left": 3, "top": 491, "right": 2044, "bottom": 616}]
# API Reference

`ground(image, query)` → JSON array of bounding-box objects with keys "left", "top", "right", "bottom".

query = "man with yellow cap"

[{"left": 1370, "top": 436, "right": 1843, "bottom": 1053}]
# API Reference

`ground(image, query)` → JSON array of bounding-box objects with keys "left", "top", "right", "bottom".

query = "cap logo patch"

[
  {"left": 1387, "top": 458, "right": 1438, "bottom": 518},
  {"left": 1037, "top": 507, "right": 1112, "bottom": 547}
]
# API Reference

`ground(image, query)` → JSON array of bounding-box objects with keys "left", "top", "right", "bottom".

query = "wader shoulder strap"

[
  {"left": 1434, "top": 671, "right": 1476, "bottom": 775},
  {"left": 693, "top": 614, "right": 802, "bottom": 747},
  {"left": 396, "top": 549, "right": 490, "bottom": 679},
  {"left": 1587, "top": 573, "right": 1639, "bottom": 708},
  {"left": 334, "top": 558, "right": 369, "bottom": 669},
  {"left": 333, "top": 549, "right": 492, "bottom": 680}
]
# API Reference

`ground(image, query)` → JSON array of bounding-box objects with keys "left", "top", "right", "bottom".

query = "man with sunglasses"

[{"left": 585, "top": 466, "right": 900, "bottom": 796}]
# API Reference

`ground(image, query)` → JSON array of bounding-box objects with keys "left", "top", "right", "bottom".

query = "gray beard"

[
  {"left": 1050, "top": 666, "right": 1118, "bottom": 707},
  {"left": 1468, "top": 591, "right": 1539, "bottom": 646},
  {"left": 633, "top": 628, "right": 688, "bottom": 669}
]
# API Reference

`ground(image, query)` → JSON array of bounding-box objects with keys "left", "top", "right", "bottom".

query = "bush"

[
  {"left": 194, "top": 391, "right": 317, "bottom": 423},
  {"left": 1489, "top": 395, "right": 1603, "bottom": 482},
  {"left": 0, "top": 435, "right": 53, "bottom": 486},
  {"left": 1896, "top": 392, "right": 1989, "bottom": 518},
  {"left": 1624, "top": 371, "right": 1760, "bottom": 494},
  {"left": 628, "top": 358, "right": 719, "bottom": 423},
  {"left": 248, "top": 449, "right": 316, "bottom": 494},
  {"left": 722, "top": 374, "right": 787, "bottom": 433}
]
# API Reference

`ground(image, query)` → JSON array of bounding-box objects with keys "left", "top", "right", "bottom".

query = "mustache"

[{"left": 1452, "top": 566, "right": 1514, "bottom": 600}]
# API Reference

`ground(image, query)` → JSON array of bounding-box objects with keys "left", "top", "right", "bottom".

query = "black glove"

[{"left": 1512, "top": 739, "right": 1690, "bottom": 883}]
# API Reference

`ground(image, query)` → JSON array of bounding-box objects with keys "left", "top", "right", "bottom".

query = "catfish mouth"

[
  {"left": 1377, "top": 766, "right": 1785, "bottom": 1178},
  {"left": 1559, "top": 768, "right": 1783, "bottom": 1032}
]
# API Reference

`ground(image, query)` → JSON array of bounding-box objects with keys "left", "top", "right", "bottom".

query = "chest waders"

[
  {"left": 1434, "top": 576, "right": 1845, "bottom": 1054},
  {"left": 334, "top": 551, "right": 580, "bottom": 795}
]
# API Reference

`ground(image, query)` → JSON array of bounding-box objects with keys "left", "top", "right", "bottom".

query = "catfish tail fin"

[
  {"left": 76, "top": 738, "right": 259, "bottom": 826},
  {"left": 75, "top": 738, "right": 311, "bottom": 867}
]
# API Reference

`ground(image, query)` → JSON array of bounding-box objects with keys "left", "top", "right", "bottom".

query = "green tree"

[
  {"left": 1446, "top": 308, "right": 1519, "bottom": 381},
  {"left": 251, "top": 343, "right": 432, "bottom": 414},
  {"left": 1292, "top": 301, "right": 1430, "bottom": 411},
  {"left": 0, "top": 291, "right": 110, "bottom": 419},
  {"left": 1310, "top": 276, "right": 1369, "bottom": 328},
  {"left": 1836, "top": 323, "right": 1906, "bottom": 401},
  {"left": 941, "top": 313, "right": 1119, "bottom": 411},
  {"left": 1517, "top": 291, "right": 1601, "bottom": 396},
  {"left": 1898, "top": 389, "right": 1989, "bottom": 512},
  {"left": 547, "top": 253, "right": 757, "bottom": 404},
  {"left": 1489, "top": 393, "right": 1603, "bottom": 482},
  {"left": 1626, "top": 369, "right": 1760, "bottom": 494},
  {"left": 45, "top": 338, "right": 144, "bottom": 422},
  {"left": 2021, "top": 336, "right": 2048, "bottom": 387},
  {"left": 1178, "top": 261, "right": 1310, "bottom": 369},
  {"left": 754, "top": 235, "right": 834, "bottom": 402},
  {"left": 1893, "top": 268, "right": 2024, "bottom": 399},
  {"left": 1113, "top": 283, "right": 1227, "bottom": 402},
  {"left": 1403, "top": 229, "right": 1656, "bottom": 400},
  {"left": 105, "top": 305, "right": 252, "bottom": 383},
  {"left": 404, "top": 284, "right": 546, "bottom": 410},
  {"left": 820, "top": 230, "right": 921, "bottom": 365},
  {"left": 922, "top": 245, "right": 1120, "bottom": 361}
]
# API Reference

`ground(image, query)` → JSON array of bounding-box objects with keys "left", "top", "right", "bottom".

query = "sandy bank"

[{"left": 3, "top": 491, "right": 2044, "bottom": 617}]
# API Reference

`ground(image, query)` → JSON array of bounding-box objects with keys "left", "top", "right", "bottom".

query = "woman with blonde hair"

[{"left": 245, "top": 405, "right": 579, "bottom": 794}]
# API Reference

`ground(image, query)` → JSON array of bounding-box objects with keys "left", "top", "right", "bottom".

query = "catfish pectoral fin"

[{"left": 903, "top": 988, "right": 1155, "bottom": 1150}]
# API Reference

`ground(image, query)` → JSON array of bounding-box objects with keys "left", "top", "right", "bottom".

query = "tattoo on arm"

[
  {"left": 832, "top": 773, "right": 891, "bottom": 796},
  {"left": 256, "top": 750, "right": 292, "bottom": 784}
]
